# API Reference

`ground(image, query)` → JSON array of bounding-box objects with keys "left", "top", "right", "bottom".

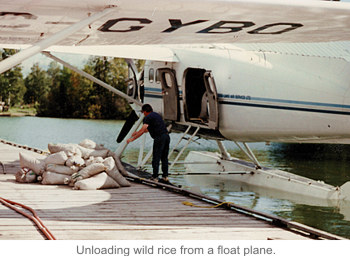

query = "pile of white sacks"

[{"left": 16, "top": 139, "right": 131, "bottom": 190}]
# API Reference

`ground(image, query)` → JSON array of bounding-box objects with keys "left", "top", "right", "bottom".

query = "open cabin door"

[
  {"left": 203, "top": 71, "right": 219, "bottom": 129},
  {"left": 184, "top": 68, "right": 219, "bottom": 130},
  {"left": 158, "top": 68, "right": 180, "bottom": 121},
  {"left": 126, "top": 62, "right": 144, "bottom": 103}
]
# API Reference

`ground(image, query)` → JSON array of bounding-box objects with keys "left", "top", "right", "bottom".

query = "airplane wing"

[{"left": 0, "top": 0, "right": 350, "bottom": 60}]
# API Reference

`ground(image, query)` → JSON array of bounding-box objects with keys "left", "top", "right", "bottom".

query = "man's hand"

[{"left": 126, "top": 124, "right": 149, "bottom": 144}]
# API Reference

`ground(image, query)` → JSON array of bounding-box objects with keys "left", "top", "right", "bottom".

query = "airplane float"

[{"left": 1, "top": 0, "right": 350, "bottom": 204}]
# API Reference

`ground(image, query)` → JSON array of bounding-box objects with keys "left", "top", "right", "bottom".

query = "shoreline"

[{"left": 0, "top": 112, "right": 36, "bottom": 117}]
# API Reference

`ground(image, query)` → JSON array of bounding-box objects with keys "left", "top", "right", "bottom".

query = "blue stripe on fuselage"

[{"left": 144, "top": 88, "right": 350, "bottom": 115}]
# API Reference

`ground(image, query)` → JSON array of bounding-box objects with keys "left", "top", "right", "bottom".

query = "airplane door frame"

[
  {"left": 203, "top": 71, "right": 219, "bottom": 130},
  {"left": 158, "top": 68, "right": 180, "bottom": 121},
  {"left": 183, "top": 68, "right": 219, "bottom": 130},
  {"left": 126, "top": 64, "right": 139, "bottom": 101}
]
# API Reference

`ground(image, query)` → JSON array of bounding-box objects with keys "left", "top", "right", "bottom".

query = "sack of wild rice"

[
  {"left": 85, "top": 156, "right": 104, "bottom": 166},
  {"left": 46, "top": 164, "right": 79, "bottom": 175},
  {"left": 107, "top": 150, "right": 129, "bottom": 177},
  {"left": 106, "top": 166, "right": 130, "bottom": 187},
  {"left": 76, "top": 145, "right": 93, "bottom": 159},
  {"left": 71, "top": 163, "right": 106, "bottom": 182},
  {"left": 103, "top": 157, "right": 115, "bottom": 172},
  {"left": 89, "top": 149, "right": 109, "bottom": 158},
  {"left": 79, "top": 139, "right": 97, "bottom": 149},
  {"left": 45, "top": 151, "right": 68, "bottom": 165},
  {"left": 15, "top": 168, "right": 37, "bottom": 183},
  {"left": 48, "top": 143, "right": 82, "bottom": 157},
  {"left": 65, "top": 155, "right": 85, "bottom": 167},
  {"left": 74, "top": 172, "right": 120, "bottom": 190},
  {"left": 19, "top": 152, "right": 45, "bottom": 175},
  {"left": 115, "top": 159, "right": 129, "bottom": 177},
  {"left": 79, "top": 139, "right": 105, "bottom": 150},
  {"left": 78, "top": 146, "right": 109, "bottom": 159},
  {"left": 41, "top": 171, "right": 71, "bottom": 185}
]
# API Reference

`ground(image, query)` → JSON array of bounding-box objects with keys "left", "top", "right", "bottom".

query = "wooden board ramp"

[{"left": 0, "top": 141, "right": 345, "bottom": 240}]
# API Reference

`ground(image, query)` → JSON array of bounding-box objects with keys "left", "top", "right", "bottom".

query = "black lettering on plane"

[
  {"left": 197, "top": 21, "right": 255, "bottom": 34},
  {"left": 0, "top": 12, "right": 37, "bottom": 19},
  {"left": 95, "top": 18, "right": 304, "bottom": 35},
  {"left": 248, "top": 23, "right": 303, "bottom": 34},
  {"left": 162, "top": 19, "right": 208, "bottom": 33},
  {"left": 0, "top": 12, "right": 37, "bottom": 29},
  {"left": 98, "top": 18, "right": 152, "bottom": 32},
  {"left": 0, "top": 13, "right": 304, "bottom": 36}
]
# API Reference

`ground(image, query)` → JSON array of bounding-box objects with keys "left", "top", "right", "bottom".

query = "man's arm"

[{"left": 127, "top": 124, "right": 149, "bottom": 143}]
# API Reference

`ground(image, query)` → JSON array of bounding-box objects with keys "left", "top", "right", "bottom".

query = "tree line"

[{"left": 0, "top": 49, "right": 134, "bottom": 119}]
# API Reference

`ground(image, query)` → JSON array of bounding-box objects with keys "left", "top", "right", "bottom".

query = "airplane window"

[
  {"left": 207, "top": 76, "right": 215, "bottom": 94},
  {"left": 149, "top": 68, "right": 154, "bottom": 83},
  {"left": 156, "top": 69, "right": 160, "bottom": 84},
  {"left": 165, "top": 73, "right": 172, "bottom": 88}
]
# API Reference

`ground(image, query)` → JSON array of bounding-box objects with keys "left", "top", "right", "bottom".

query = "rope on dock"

[
  {"left": 0, "top": 139, "right": 55, "bottom": 239},
  {"left": 0, "top": 197, "right": 56, "bottom": 240},
  {"left": 182, "top": 201, "right": 234, "bottom": 208}
]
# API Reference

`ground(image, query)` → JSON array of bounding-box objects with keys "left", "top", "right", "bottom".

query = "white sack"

[
  {"left": 65, "top": 156, "right": 85, "bottom": 167},
  {"left": 45, "top": 151, "right": 68, "bottom": 165},
  {"left": 46, "top": 164, "right": 79, "bottom": 175},
  {"left": 85, "top": 156, "right": 104, "bottom": 166},
  {"left": 15, "top": 168, "right": 37, "bottom": 183},
  {"left": 74, "top": 172, "right": 120, "bottom": 190},
  {"left": 72, "top": 163, "right": 106, "bottom": 181},
  {"left": 108, "top": 151, "right": 129, "bottom": 177},
  {"left": 19, "top": 152, "right": 45, "bottom": 175},
  {"left": 77, "top": 145, "right": 94, "bottom": 159},
  {"left": 48, "top": 143, "right": 82, "bottom": 157},
  {"left": 89, "top": 149, "right": 109, "bottom": 158},
  {"left": 77, "top": 146, "right": 108, "bottom": 159},
  {"left": 41, "top": 171, "right": 70, "bottom": 185},
  {"left": 79, "top": 139, "right": 97, "bottom": 149},
  {"left": 106, "top": 166, "right": 131, "bottom": 187},
  {"left": 79, "top": 139, "right": 105, "bottom": 150},
  {"left": 103, "top": 157, "right": 115, "bottom": 172}
]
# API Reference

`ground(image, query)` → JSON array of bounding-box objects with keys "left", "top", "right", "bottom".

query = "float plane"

[{"left": 1, "top": 0, "right": 350, "bottom": 204}]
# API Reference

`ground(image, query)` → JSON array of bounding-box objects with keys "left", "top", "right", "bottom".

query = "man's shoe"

[
  {"left": 150, "top": 177, "right": 158, "bottom": 182},
  {"left": 160, "top": 177, "right": 169, "bottom": 183}
]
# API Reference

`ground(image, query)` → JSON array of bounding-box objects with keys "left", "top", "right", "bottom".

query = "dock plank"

[{"left": 0, "top": 141, "right": 321, "bottom": 240}]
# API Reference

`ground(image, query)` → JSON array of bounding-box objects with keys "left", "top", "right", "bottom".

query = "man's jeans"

[{"left": 152, "top": 133, "right": 170, "bottom": 178}]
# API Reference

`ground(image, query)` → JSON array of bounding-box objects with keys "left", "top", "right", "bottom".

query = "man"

[{"left": 127, "top": 104, "right": 170, "bottom": 182}]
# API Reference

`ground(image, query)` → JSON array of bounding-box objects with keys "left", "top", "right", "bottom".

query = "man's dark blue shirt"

[{"left": 143, "top": 112, "right": 167, "bottom": 139}]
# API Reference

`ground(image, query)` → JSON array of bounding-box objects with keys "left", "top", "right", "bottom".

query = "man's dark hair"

[{"left": 141, "top": 104, "right": 153, "bottom": 113}]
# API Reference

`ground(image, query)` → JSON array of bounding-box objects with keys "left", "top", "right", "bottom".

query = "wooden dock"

[{"left": 0, "top": 141, "right": 344, "bottom": 240}]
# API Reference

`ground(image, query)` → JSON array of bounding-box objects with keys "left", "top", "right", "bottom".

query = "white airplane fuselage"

[{"left": 141, "top": 45, "right": 350, "bottom": 144}]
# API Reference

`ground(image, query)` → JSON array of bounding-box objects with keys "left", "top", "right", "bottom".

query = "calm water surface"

[{"left": 1, "top": 116, "right": 350, "bottom": 238}]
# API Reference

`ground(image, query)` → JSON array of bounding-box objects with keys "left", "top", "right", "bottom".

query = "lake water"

[{"left": 1, "top": 116, "right": 350, "bottom": 238}]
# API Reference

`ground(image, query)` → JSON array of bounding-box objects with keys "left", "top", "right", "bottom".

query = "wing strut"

[
  {"left": 169, "top": 126, "right": 201, "bottom": 171},
  {"left": 234, "top": 142, "right": 262, "bottom": 169},
  {"left": 0, "top": 6, "right": 117, "bottom": 74},
  {"left": 42, "top": 52, "right": 142, "bottom": 106}
]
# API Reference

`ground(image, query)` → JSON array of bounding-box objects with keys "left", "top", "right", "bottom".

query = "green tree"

[
  {"left": 37, "top": 61, "right": 62, "bottom": 117},
  {"left": 66, "top": 67, "right": 94, "bottom": 118},
  {"left": 24, "top": 63, "right": 50, "bottom": 106},
  {"left": 0, "top": 49, "right": 25, "bottom": 106},
  {"left": 84, "top": 56, "right": 131, "bottom": 119}
]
